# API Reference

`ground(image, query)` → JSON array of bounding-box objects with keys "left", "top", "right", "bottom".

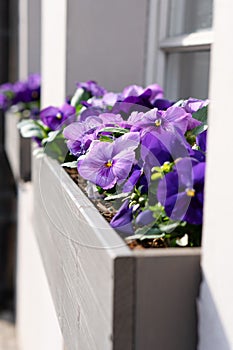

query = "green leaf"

[
  {"left": 99, "top": 135, "right": 113, "bottom": 142},
  {"left": 140, "top": 233, "right": 165, "bottom": 241},
  {"left": 158, "top": 221, "right": 181, "bottom": 233},
  {"left": 17, "top": 119, "right": 44, "bottom": 138},
  {"left": 140, "top": 227, "right": 163, "bottom": 237},
  {"left": 63, "top": 152, "right": 77, "bottom": 163},
  {"left": 151, "top": 172, "right": 163, "bottom": 181},
  {"left": 99, "top": 127, "right": 129, "bottom": 134},
  {"left": 191, "top": 123, "right": 208, "bottom": 136},
  {"left": 192, "top": 106, "right": 208, "bottom": 123},
  {"left": 104, "top": 192, "right": 130, "bottom": 201},
  {"left": 70, "top": 88, "right": 85, "bottom": 107},
  {"left": 42, "top": 130, "right": 61, "bottom": 144},
  {"left": 61, "top": 161, "right": 78, "bottom": 168},
  {"left": 151, "top": 166, "right": 163, "bottom": 173},
  {"left": 173, "top": 99, "right": 184, "bottom": 107},
  {"left": 44, "top": 137, "right": 69, "bottom": 162}
]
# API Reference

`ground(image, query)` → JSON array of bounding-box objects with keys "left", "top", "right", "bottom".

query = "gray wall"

[
  {"left": 66, "top": 0, "right": 148, "bottom": 95},
  {"left": 28, "top": 0, "right": 41, "bottom": 74}
]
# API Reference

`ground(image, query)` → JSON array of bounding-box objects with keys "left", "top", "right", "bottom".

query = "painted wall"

[
  {"left": 198, "top": 0, "right": 233, "bottom": 348},
  {"left": 65, "top": 0, "right": 148, "bottom": 95},
  {"left": 16, "top": 183, "right": 63, "bottom": 350}
]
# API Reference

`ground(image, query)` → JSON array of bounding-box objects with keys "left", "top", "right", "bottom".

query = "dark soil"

[{"left": 64, "top": 167, "right": 167, "bottom": 250}]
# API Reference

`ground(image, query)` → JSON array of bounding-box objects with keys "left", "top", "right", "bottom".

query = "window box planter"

[
  {"left": 33, "top": 150, "right": 201, "bottom": 350},
  {"left": 5, "top": 107, "right": 31, "bottom": 182}
]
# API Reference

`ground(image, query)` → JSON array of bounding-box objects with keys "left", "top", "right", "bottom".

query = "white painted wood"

[
  {"left": 155, "top": 0, "right": 169, "bottom": 88},
  {"left": 19, "top": 0, "right": 41, "bottom": 79},
  {"left": 32, "top": 151, "right": 201, "bottom": 350},
  {"left": 33, "top": 151, "right": 132, "bottom": 350},
  {"left": 41, "top": 0, "right": 67, "bottom": 107},
  {"left": 5, "top": 110, "right": 20, "bottom": 181},
  {"left": 145, "top": 0, "right": 160, "bottom": 86},
  {"left": 16, "top": 182, "right": 64, "bottom": 350},
  {"left": 198, "top": 0, "right": 233, "bottom": 349},
  {"left": 160, "top": 30, "right": 213, "bottom": 52},
  {"left": 149, "top": 1, "right": 213, "bottom": 96}
]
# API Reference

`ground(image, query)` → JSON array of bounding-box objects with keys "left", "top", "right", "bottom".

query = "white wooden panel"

[
  {"left": 32, "top": 151, "right": 201, "bottom": 350},
  {"left": 19, "top": 0, "right": 41, "bottom": 78},
  {"left": 160, "top": 30, "right": 213, "bottom": 52},
  {"left": 16, "top": 182, "right": 64, "bottom": 350},
  {"left": 41, "top": 0, "right": 67, "bottom": 107},
  {"left": 5, "top": 110, "right": 20, "bottom": 181},
  {"left": 198, "top": 0, "right": 233, "bottom": 349},
  {"left": 145, "top": 0, "right": 160, "bottom": 85},
  {"left": 33, "top": 152, "right": 132, "bottom": 350}
]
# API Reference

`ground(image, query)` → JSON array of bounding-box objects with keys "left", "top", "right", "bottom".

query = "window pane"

[
  {"left": 168, "top": 0, "right": 213, "bottom": 36},
  {"left": 165, "top": 51, "right": 210, "bottom": 100}
]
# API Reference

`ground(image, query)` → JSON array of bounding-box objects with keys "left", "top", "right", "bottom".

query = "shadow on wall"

[
  {"left": 0, "top": 113, "right": 17, "bottom": 314},
  {"left": 198, "top": 274, "right": 231, "bottom": 350}
]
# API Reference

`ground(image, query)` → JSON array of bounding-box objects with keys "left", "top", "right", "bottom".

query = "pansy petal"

[
  {"left": 110, "top": 200, "right": 134, "bottom": 236},
  {"left": 113, "top": 132, "right": 140, "bottom": 155}
]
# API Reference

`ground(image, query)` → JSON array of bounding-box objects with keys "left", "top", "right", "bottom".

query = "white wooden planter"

[
  {"left": 5, "top": 108, "right": 31, "bottom": 182},
  {"left": 33, "top": 151, "right": 201, "bottom": 350}
]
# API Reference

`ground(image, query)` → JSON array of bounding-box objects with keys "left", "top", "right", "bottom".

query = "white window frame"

[{"left": 145, "top": 0, "right": 214, "bottom": 94}]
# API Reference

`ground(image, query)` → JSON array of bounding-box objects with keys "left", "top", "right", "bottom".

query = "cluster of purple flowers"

[
  {"left": 0, "top": 73, "right": 41, "bottom": 113},
  {"left": 62, "top": 81, "right": 208, "bottom": 245},
  {"left": 19, "top": 79, "right": 208, "bottom": 246}
]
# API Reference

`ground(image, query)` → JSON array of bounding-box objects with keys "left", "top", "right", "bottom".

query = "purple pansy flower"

[
  {"left": 183, "top": 97, "right": 209, "bottom": 114},
  {"left": 164, "top": 106, "right": 201, "bottom": 133},
  {"left": 140, "top": 129, "right": 190, "bottom": 184},
  {"left": 121, "top": 84, "right": 144, "bottom": 99},
  {"left": 110, "top": 200, "right": 134, "bottom": 236},
  {"left": 12, "top": 81, "right": 30, "bottom": 103},
  {"left": 78, "top": 132, "right": 140, "bottom": 189},
  {"left": 111, "top": 84, "right": 163, "bottom": 116},
  {"left": 196, "top": 130, "right": 207, "bottom": 153},
  {"left": 0, "top": 83, "right": 14, "bottom": 94},
  {"left": 98, "top": 113, "right": 123, "bottom": 125},
  {"left": 88, "top": 92, "right": 120, "bottom": 109},
  {"left": 63, "top": 116, "right": 102, "bottom": 156},
  {"left": 111, "top": 94, "right": 153, "bottom": 116},
  {"left": 79, "top": 106, "right": 103, "bottom": 122},
  {"left": 123, "top": 164, "right": 148, "bottom": 193},
  {"left": 64, "top": 113, "right": 125, "bottom": 156},
  {"left": 135, "top": 210, "right": 154, "bottom": 226},
  {"left": 27, "top": 73, "right": 41, "bottom": 101},
  {"left": 153, "top": 98, "right": 174, "bottom": 110},
  {"left": 121, "top": 83, "right": 163, "bottom": 103},
  {"left": 0, "top": 94, "right": 8, "bottom": 110},
  {"left": 157, "top": 158, "right": 205, "bottom": 225},
  {"left": 76, "top": 80, "right": 107, "bottom": 98},
  {"left": 40, "top": 103, "right": 76, "bottom": 131},
  {"left": 130, "top": 106, "right": 200, "bottom": 135}
]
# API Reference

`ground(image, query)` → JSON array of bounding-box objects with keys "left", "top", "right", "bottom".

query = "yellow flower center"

[
  {"left": 186, "top": 188, "right": 195, "bottom": 197},
  {"left": 56, "top": 112, "right": 62, "bottom": 119},
  {"left": 105, "top": 160, "right": 113, "bottom": 168},
  {"left": 155, "top": 118, "right": 162, "bottom": 127}
]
